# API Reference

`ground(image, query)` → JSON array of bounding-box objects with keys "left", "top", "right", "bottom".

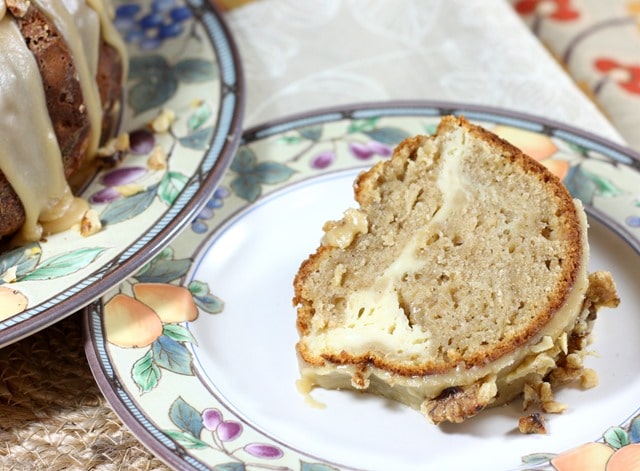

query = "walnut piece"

[
  {"left": 519, "top": 412, "right": 547, "bottom": 434},
  {"left": 321, "top": 208, "right": 368, "bottom": 249},
  {"left": 421, "top": 377, "right": 497, "bottom": 424},
  {"left": 150, "top": 108, "right": 176, "bottom": 133},
  {"left": 523, "top": 380, "right": 568, "bottom": 414},
  {"left": 80, "top": 209, "right": 102, "bottom": 237},
  {"left": 147, "top": 145, "right": 168, "bottom": 170},
  {"left": 7, "top": 0, "right": 30, "bottom": 18},
  {"left": 96, "top": 133, "right": 130, "bottom": 157},
  {"left": 580, "top": 368, "right": 599, "bottom": 389},
  {"left": 585, "top": 271, "right": 620, "bottom": 313}
]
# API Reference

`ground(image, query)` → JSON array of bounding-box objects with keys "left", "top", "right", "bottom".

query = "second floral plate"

[{"left": 85, "top": 102, "right": 640, "bottom": 471}]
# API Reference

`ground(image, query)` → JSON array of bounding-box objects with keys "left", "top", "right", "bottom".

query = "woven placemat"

[{"left": 0, "top": 314, "right": 169, "bottom": 470}]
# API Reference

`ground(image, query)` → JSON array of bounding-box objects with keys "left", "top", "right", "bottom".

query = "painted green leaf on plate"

[
  {"left": 276, "top": 135, "right": 303, "bottom": 145},
  {"left": 135, "top": 257, "right": 192, "bottom": 283},
  {"left": 194, "top": 292, "right": 224, "bottom": 314},
  {"left": 163, "top": 324, "right": 197, "bottom": 345},
  {"left": 174, "top": 58, "right": 217, "bottom": 83},
  {"left": 22, "top": 247, "right": 105, "bottom": 281},
  {"left": 348, "top": 117, "right": 378, "bottom": 134},
  {"left": 187, "top": 280, "right": 210, "bottom": 297},
  {"left": 230, "top": 173, "right": 262, "bottom": 202},
  {"left": 230, "top": 147, "right": 257, "bottom": 173},
  {"left": 299, "top": 125, "right": 323, "bottom": 142},
  {"left": 129, "top": 72, "right": 179, "bottom": 115},
  {"left": 169, "top": 396, "right": 204, "bottom": 439},
  {"left": 132, "top": 349, "right": 161, "bottom": 393},
  {"left": 230, "top": 148, "right": 296, "bottom": 201},
  {"left": 253, "top": 161, "right": 295, "bottom": 185},
  {"left": 363, "top": 126, "right": 410, "bottom": 145},
  {"left": 158, "top": 171, "right": 189, "bottom": 206},
  {"left": 0, "top": 242, "right": 41, "bottom": 284},
  {"left": 214, "top": 464, "right": 245, "bottom": 471},
  {"left": 189, "top": 280, "right": 224, "bottom": 314},
  {"left": 128, "top": 54, "right": 170, "bottom": 80},
  {"left": 604, "top": 426, "right": 629, "bottom": 449},
  {"left": 301, "top": 462, "right": 341, "bottom": 471},
  {"left": 101, "top": 187, "right": 157, "bottom": 225},
  {"left": 179, "top": 126, "right": 213, "bottom": 150},
  {"left": 565, "top": 164, "right": 623, "bottom": 205},
  {"left": 566, "top": 141, "right": 589, "bottom": 156},
  {"left": 187, "top": 102, "right": 212, "bottom": 132},
  {"left": 128, "top": 56, "right": 214, "bottom": 115},
  {"left": 152, "top": 335, "right": 193, "bottom": 375},
  {"left": 164, "top": 430, "right": 208, "bottom": 449},
  {"left": 127, "top": 55, "right": 178, "bottom": 115},
  {"left": 521, "top": 453, "right": 556, "bottom": 464}
]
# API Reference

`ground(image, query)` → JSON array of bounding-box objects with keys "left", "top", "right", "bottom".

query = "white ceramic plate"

[
  {"left": 0, "top": 0, "right": 244, "bottom": 347},
  {"left": 85, "top": 102, "right": 640, "bottom": 471}
]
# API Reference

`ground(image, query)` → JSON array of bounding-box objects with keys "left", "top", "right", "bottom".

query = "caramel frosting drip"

[
  {"left": 0, "top": 0, "right": 125, "bottom": 241},
  {"left": 86, "top": 0, "right": 128, "bottom": 78},
  {"left": 0, "top": 16, "right": 71, "bottom": 241},
  {"left": 33, "top": 0, "right": 103, "bottom": 157}
]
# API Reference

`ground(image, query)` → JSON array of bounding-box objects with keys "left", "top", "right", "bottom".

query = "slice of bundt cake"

[
  {"left": 0, "top": 1, "right": 125, "bottom": 243},
  {"left": 293, "top": 116, "right": 619, "bottom": 424}
]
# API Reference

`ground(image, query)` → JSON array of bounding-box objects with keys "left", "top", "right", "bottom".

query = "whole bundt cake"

[{"left": 0, "top": 0, "right": 126, "bottom": 243}]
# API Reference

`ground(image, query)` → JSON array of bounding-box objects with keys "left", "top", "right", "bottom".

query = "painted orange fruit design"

[{"left": 0, "top": 286, "right": 28, "bottom": 321}]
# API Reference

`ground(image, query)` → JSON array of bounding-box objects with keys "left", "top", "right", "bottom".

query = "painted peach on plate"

[
  {"left": 0, "top": 286, "right": 28, "bottom": 321},
  {"left": 104, "top": 283, "right": 200, "bottom": 348},
  {"left": 104, "top": 293, "right": 163, "bottom": 348},
  {"left": 492, "top": 125, "right": 557, "bottom": 159},
  {"left": 132, "top": 283, "right": 199, "bottom": 323},
  {"left": 493, "top": 125, "right": 569, "bottom": 181},
  {"left": 551, "top": 443, "right": 614, "bottom": 471},
  {"left": 551, "top": 442, "right": 640, "bottom": 471},
  {"left": 604, "top": 443, "right": 640, "bottom": 470},
  {"left": 538, "top": 159, "right": 570, "bottom": 182}
]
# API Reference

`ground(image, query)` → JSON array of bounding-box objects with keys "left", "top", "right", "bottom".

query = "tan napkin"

[{"left": 222, "top": 0, "right": 624, "bottom": 146}]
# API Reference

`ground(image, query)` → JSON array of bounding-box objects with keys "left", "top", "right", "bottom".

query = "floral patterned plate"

[
  {"left": 84, "top": 102, "right": 640, "bottom": 471},
  {"left": 0, "top": 0, "right": 244, "bottom": 347}
]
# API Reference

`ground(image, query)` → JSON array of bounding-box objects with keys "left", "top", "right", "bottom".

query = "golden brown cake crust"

[
  {"left": 15, "top": 6, "right": 92, "bottom": 177},
  {"left": 293, "top": 116, "right": 585, "bottom": 377},
  {"left": 96, "top": 39, "right": 124, "bottom": 146},
  {"left": 0, "top": 174, "right": 25, "bottom": 238}
]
